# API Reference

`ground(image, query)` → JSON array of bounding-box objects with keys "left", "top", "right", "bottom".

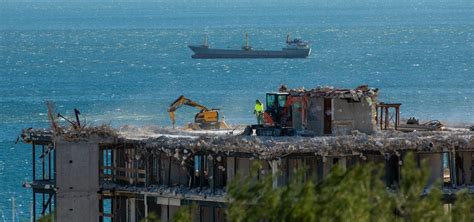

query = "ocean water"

[{"left": 1, "top": 1, "right": 473, "bottom": 220}]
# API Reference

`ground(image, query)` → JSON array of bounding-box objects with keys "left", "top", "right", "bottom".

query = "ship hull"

[{"left": 188, "top": 45, "right": 311, "bottom": 59}]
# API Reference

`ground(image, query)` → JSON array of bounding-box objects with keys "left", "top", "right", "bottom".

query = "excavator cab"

[
  {"left": 243, "top": 91, "right": 308, "bottom": 136},
  {"left": 194, "top": 109, "right": 220, "bottom": 129},
  {"left": 264, "top": 93, "right": 291, "bottom": 127},
  {"left": 242, "top": 92, "right": 295, "bottom": 136}
]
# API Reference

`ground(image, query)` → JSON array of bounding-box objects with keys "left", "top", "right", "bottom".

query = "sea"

[{"left": 0, "top": 0, "right": 473, "bottom": 220}]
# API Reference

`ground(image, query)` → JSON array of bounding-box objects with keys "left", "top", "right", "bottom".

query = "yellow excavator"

[{"left": 168, "top": 95, "right": 229, "bottom": 130}]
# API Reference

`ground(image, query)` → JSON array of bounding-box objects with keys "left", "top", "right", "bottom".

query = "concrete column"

[
  {"left": 144, "top": 194, "right": 148, "bottom": 222},
  {"left": 209, "top": 158, "right": 214, "bottom": 191},
  {"left": 127, "top": 198, "right": 136, "bottom": 222},
  {"left": 270, "top": 160, "right": 279, "bottom": 188},
  {"left": 451, "top": 150, "right": 457, "bottom": 189},
  {"left": 161, "top": 205, "right": 168, "bottom": 222},
  {"left": 226, "top": 157, "right": 235, "bottom": 183},
  {"left": 322, "top": 157, "right": 331, "bottom": 177},
  {"left": 462, "top": 152, "right": 472, "bottom": 184},
  {"left": 55, "top": 136, "right": 113, "bottom": 222}
]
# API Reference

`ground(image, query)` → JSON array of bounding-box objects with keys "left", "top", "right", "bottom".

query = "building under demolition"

[
  {"left": 21, "top": 85, "right": 474, "bottom": 222},
  {"left": 282, "top": 84, "right": 379, "bottom": 135}
]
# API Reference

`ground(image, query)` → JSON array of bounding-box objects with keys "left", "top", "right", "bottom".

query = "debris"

[
  {"left": 407, "top": 117, "right": 419, "bottom": 125},
  {"left": 287, "top": 85, "right": 378, "bottom": 100},
  {"left": 399, "top": 119, "right": 444, "bottom": 132},
  {"left": 22, "top": 126, "right": 474, "bottom": 160}
]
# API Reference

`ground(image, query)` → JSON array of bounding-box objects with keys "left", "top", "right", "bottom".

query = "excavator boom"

[
  {"left": 168, "top": 95, "right": 209, "bottom": 112},
  {"left": 168, "top": 95, "right": 211, "bottom": 126}
]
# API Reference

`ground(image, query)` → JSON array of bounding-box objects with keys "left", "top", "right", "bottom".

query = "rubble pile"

[
  {"left": 21, "top": 128, "right": 53, "bottom": 144},
  {"left": 21, "top": 124, "right": 117, "bottom": 143},
  {"left": 22, "top": 125, "right": 474, "bottom": 159},
  {"left": 117, "top": 125, "right": 207, "bottom": 140},
  {"left": 284, "top": 84, "right": 378, "bottom": 101},
  {"left": 121, "top": 129, "right": 474, "bottom": 159},
  {"left": 62, "top": 124, "right": 117, "bottom": 141}
]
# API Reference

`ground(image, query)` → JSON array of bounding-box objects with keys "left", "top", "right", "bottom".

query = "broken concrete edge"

[
  {"left": 21, "top": 124, "right": 474, "bottom": 160},
  {"left": 99, "top": 183, "right": 474, "bottom": 204},
  {"left": 101, "top": 182, "right": 227, "bottom": 203},
  {"left": 21, "top": 124, "right": 120, "bottom": 143}
]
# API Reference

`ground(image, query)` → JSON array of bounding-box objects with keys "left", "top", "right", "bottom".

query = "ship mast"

[
  {"left": 245, "top": 33, "right": 249, "bottom": 49},
  {"left": 204, "top": 34, "right": 208, "bottom": 47}
]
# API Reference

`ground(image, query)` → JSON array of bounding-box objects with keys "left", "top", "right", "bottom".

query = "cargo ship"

[{"left": 188, "top": 34, "right": 311, "bottom": 59}]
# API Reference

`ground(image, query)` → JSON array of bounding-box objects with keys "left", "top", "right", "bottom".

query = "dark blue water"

[{"left": 1, "top": 1, "right": 473, "bottom": 220}]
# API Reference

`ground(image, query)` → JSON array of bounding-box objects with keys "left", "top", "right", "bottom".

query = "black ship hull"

[{"left": 188, "top": 45, "right": 311, "bottom": 59}]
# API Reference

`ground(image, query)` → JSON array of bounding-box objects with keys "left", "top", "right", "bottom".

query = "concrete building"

[
  {"left": 282, "top": 85, "right": 379, "bottom": 135},
  {"left": 22, "top": 127, "right": 474, "bottom": 222},
  {"left": 21, "top": 86, "right": 474, "bottom": 222}
]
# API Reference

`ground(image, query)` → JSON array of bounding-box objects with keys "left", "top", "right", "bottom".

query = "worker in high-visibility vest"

[{"left": 254, "top": 99, "right": 264, "bottom": 125}]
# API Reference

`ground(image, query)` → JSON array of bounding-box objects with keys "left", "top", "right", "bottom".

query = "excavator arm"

[{"left": 168, "top": 95, "right": 210, "bottom": 127}]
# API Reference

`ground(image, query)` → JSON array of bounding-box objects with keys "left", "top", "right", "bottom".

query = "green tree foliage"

[
  {"left": 140, "top": 204, "right": 196, "bottom": 222},
  {"left": 140, "top": 212, "right": 160, "bottom": 222},
  {"left": 172, "top": 204, "right": 196, "bottom": 222},
  {"left": 140, "top": 153, "right": 472, "bottom": 222},
  {"left": 226, "top": 152, "right": 473, "bottom": 222}
]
